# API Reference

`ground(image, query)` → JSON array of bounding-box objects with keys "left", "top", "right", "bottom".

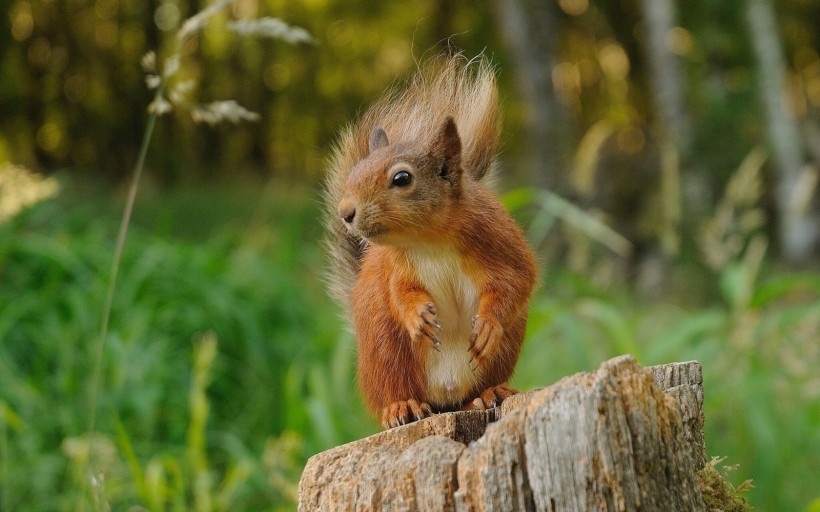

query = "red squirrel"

[{"left": 324, "top": 55, "right": 538, "bottom": 429}]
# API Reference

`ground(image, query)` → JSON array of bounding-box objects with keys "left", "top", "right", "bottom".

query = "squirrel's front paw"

[
  {"left": 407, "top": 302, "right": 442, "bottom": 350},
  {"left": 469, "top": 314, "right": 503, "bottom": 369},
  {"left": 381, "top": 399, "right": 434, "bottom": 429}
]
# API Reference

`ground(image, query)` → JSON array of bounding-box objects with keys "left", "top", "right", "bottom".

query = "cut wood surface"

[{"left": 298, "top": 355, "right": 707, "bottom": 511}]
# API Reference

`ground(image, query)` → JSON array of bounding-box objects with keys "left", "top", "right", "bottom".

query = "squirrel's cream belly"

[{"left": 407, "top": 246, "right": 479, "bottom": 406}]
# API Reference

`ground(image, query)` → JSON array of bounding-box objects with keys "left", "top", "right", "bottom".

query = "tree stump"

[{"left": 298, "top": 355, "right": 707, "bottom": 511}]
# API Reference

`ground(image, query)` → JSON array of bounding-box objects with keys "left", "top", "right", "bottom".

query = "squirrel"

[{"left": 324, "top": 55, "right": 538, "bottom": 429}]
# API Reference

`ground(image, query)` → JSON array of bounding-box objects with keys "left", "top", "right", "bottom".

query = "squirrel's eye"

[{"left": 391, "top": 170, "right": 413, "bottom": 188}]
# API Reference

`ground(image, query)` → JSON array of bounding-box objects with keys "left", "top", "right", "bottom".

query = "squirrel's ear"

[
  {"left": 435, "top": 117, "right": 462, "bottom": 180},
  {"left": 369, "top": 127, "right": 389, "bottom": 153},
  {"left": 437, "top": 117, "right": 461, "bottom": 161}
]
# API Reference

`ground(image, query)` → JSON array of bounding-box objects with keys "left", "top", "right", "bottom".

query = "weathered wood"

[
  {"left": 299, "top": 356, "right": 707, "bottom": 511},
  {"left": 648, "top": 359, "right": 706, "bottom": 469},
  {"left": 454, "top": 410, "right": 532, "bottom": 512},
  {"left": 297, "top": 411, "right": 492, "bottom": 511}
]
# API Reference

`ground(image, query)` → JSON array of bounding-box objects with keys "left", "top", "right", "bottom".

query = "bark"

[
  {"left": 745, "top": 0, "right": 819, "bottom": 261},
  {"left": 298, "top": 356, "right": 707, "bottom": 511},
  {"left": 491, "top": 0, "right": 571, "bottom": 190}
]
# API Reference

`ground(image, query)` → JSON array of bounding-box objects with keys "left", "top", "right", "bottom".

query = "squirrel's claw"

[
  {"left": 381, "top": 399, "right": 435, "bottom": 429},
  {"left": 468, "top": 314, "right": 503, "bottom": 369},
  {"left": 461, "top": 384, "right": 518, "bottom": 411},
  {"left": 419, "top": 402, "right": 434, "bottom": 419},
  {"left": 414, "top": 302, "right": 442, "bottom": 350}
]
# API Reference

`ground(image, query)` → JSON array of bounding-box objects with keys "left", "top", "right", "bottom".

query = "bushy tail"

[{"left": 323, "top": 54, "right": 501, "bottom": 309}]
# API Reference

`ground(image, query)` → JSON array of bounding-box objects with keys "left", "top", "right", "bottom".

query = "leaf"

[
  {"left": 805, "top": 497, "right": 820, "bottom": 512},
  {"left": 536, "top": 190, "right": 632, "bottom": 256},
  {"left": 571, "top": 120, "right": 613, "bottom": 196},
  {"left": 644, "top": 309, "right": 727, "bottom": 362},
  {"left": 719, "top": 262, "right": 745, "bottom": 309},
  {"left": 0, "top": 401, "right": 26, "bottom": 431},
  {"left": 577, "top": 298, "right": 640, "bottom": 357},
  {"left": 500, "top": 187, "right": 536, "bottom": 212},
  {"left": 114, "top": 417, "right": 147, "bottom": 501},
  {"left": 752, "top": 273, "right": 820, "bottom": 308}
]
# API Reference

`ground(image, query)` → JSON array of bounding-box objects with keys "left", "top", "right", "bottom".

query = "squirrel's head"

[{"left": 338, "top": 117, "right": 463, "bottom": 245}]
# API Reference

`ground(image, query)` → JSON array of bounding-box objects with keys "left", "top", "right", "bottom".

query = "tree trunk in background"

[
  {"left": 635, "top": 0, "right": 691, "bottom": 289},
  {"left": 639, "top": 0, "right": 693, "bottom": 262},
  {"left": 491, "top": 0, "right": 571, "bottom": 190},
  {"left": 745, "top": 0, "right": 819, "bottom": 262},
  {"left": 639, "top": 0, "right": 691, "bottom": 154}
]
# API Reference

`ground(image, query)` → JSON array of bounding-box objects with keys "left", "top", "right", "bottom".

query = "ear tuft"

[{"left": 369, "top": 127, "right": 389, "bottom": 153}]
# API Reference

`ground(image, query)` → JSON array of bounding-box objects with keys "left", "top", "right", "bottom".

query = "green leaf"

[
  {"left": 644, "top": 309, "right": 727, "bottom": 362},
  {"left": 500, "top": 187, "right": 536, "bottom": 212},
  {"left": 719, "top": 262, "right": 745, "bottom": 308},
  {"left": 577, "top": 299, "right": 640, "bottom": 357},
  {"left": 752, "top": 273, "right": 820, "bottom": 308}
]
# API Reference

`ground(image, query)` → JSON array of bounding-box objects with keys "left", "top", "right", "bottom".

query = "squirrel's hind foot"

[
  {"left": 381, "top": 399, "right": 435, "bottom": 429},
  {"left": 461, "top": 384, "right": 518, "bottom": 411}
]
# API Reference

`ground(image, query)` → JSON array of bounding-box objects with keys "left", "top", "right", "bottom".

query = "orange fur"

[{"left": 323, "top": 54, "right": 537, "bottom": 429}]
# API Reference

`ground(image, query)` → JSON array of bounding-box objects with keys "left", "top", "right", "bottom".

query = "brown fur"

[
  {"left": 323, "top": 54, "right": 537, "bottom": 428},
  {"left": 323, "top": 55, "right": 501, "bottom": 308}
]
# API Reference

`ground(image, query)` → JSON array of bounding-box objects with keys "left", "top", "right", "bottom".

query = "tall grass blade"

[
  {"left": 85, "top": 107, "right": 158, "bottom": 507},
  {"left": 536, "top": 189, "right": 632, "bottom": 256}
]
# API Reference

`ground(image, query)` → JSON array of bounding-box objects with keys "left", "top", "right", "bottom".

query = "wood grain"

[{"left": 298, "top": 356, "right": 707, "bottom": 511}]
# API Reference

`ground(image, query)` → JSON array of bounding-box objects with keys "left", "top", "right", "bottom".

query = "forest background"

[{"left": 1, "top": 0, "right": 818, "bottom": 510}]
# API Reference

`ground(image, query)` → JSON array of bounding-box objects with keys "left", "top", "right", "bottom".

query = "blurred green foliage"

[
  {"left": 1, "top": 0, "right": 819, "bottom": 511},
  {"left": 2, "top": 0, "right": 818, "bottom": 264},
  {"left": 0, "top": 183, "right": 818, "bottom": 510},
  {"left": 0, "top": 181, "right": 371, "bottom": 510},
  {"left": 4, "top": 0, "right": 816, "bottom": 188},
  {"left": 0, "top": 0, "right": 503, "bottom": 185}
]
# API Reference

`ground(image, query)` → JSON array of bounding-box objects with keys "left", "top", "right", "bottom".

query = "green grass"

[
  {"left": 516, "top": 267, "right": 820, "bottom": 510},
  {"left": 0, "top": 181, "right": 370, "bottom": 510},
  {"left": 0, "top": 180, "right": 818, "bottom": 510}
]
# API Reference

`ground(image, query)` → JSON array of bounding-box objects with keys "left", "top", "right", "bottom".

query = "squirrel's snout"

[{"left": 339, "top": 199, "right": 356, "bottom": 224}]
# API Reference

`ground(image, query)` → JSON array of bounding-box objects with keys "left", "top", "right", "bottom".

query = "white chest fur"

[{"left": 407, "top": 246, "right": 480, "bottom": 406}]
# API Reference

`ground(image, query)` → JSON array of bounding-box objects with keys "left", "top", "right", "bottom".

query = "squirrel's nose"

[{"left": 339, "top": 200, "right": 356, "bottom": 224}]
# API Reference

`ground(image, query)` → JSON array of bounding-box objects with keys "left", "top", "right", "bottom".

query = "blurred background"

[{"left": 1, "top": 0, "right": 818, "bottom": 510}]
